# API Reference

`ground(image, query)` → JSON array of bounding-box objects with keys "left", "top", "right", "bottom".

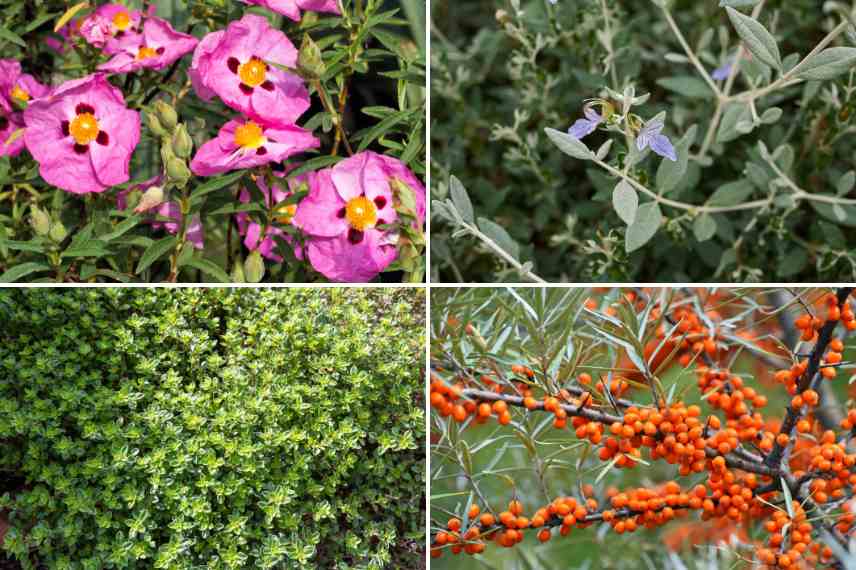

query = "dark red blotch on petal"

[
  {"left": 374, "top": 196, "right": 387, "bottom": 209},
  {"left": 337, "top": 207, "right": 346, "bottom": 219},
  {"left": 96, "top": 131, "right": 109, "bottom": 146},
  {"left": 347, "top": 229, "right": 364, "bottom": 244},
  {"left": 73, "top": 143, "right": 88, "bottom": 154},
  {"left": 61, "top": 120, "right": 69, "bottom": 137},
  {"left": 227, "top": 57, "right": 239, "bottom": 74},
  {"left": 75, "top": 103, "right": 95, "bottom": 115}
]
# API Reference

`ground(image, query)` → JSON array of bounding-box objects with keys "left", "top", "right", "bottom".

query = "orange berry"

[{"left": 448, "top": 518, "right": 461, "bottom": 532}]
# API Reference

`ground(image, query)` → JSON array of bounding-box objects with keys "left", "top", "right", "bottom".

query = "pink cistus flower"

[
  {"left": 240, "top": 0, "right": 341, "bottom": 21},
  {"left": 99, "top": 17, "right": 198, "bottom": 74},
  {"left": 117, "top": 177, "right": 204, "bottom": 249},
  {"left": 189, "top": 14, "right": 310, "bottom": 128},
  {"left": 80, "top": 4, "right": 143, "bottom": 53},
  {"left": 293, "top": 151, "right": 426, "bottom": 282},
  {"left": 189, "top": 118, "right": 318, "bottom": 177},
  {"left": 0, "top": 60, "right": 49, "bottom": 157},
  {"left": 23, "top": 74, "right": 140, "bottom": 194},
  {"left": 236, "top": 171, "right": 303, "bottom": 262}
]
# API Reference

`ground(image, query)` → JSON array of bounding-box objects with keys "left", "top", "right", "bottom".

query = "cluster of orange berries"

[
  {"left": 697, "top": 367, "right": 768, "bottom": 418},
  {"left": 802, "top": 430, "right": 856, "bottom": 504},
  {"left": 755, "top": 502, "right": 834, "bottom": 568},
  {"left": 794, "top": 293, "right": 856, "bottom": 342}
]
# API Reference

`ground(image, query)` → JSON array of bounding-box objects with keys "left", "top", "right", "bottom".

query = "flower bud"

[
  {"left": 146, "top": 111, "right": 167, "bottom": 137},
  {"left": 48, "top": 220, "right": 68, "bottom": 243},
  {"left": 171, "top": 124, "right": 193, "bottom": 159},
  {"left": 230, "top": 259, "right": 245, "bottom": 283},
  {"left": 134, "top": 185, "right": 165, "bottom": 213},
  {"left": 29, "top": 205, "right": 51, "bottom": 236},
  {"left": 298, "top": 34, "right": 325, "bottom": 78},
  {"left": 243, "top": 250, "right": 265, "bottom": 283},
  {"left": 153, "top": 100, "right": 178, "bottom": 132},
  {"left": 166, "top": 157, "right": 191, "bottom": 186}
]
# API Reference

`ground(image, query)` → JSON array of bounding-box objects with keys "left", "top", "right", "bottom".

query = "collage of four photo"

[{"left": 2, "top": 0, "right": 856, "bottom": 568}]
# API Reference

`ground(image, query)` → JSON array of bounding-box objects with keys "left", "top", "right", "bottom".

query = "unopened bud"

[
  {"left": 153, "top": 100, "right": 178, "bottom": 132},
  {"left": 243, "top": 250, "right": 265, "bottom": 283},
  {"left": 48, "top": 220, "right": 67, "bottom": 243},
  {"left": 146, "top": 111, "right": 167, "bottom": 137},
  {"left": 134, "top": 185, "right": 165, "bottom": 213},
  {"left": 166, "top": 158, "right": 191, "bottom": 186},
  {"left": 171, "top": 124, "right": 193, "bottom": 159},
  {"left": 230, "top": 259, "right": 245, "bottom": 283},
  {"left": 298, "top": 34, "right": 325, "bottom": 78},
  {"left": 30, "top": 205, "right": 50, "bottom": 236}
]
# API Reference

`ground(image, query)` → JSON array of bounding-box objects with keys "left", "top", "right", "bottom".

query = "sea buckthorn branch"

[
  {"left": 765, "top": 287, "right": 854, "bottom": 469},
  {"left": 432, "top": 288, "right": 856, "bottom": 567}
]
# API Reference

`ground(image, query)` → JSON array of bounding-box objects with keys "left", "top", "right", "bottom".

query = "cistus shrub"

[
  {"left": 0, "top": 287, "right": 425, "bottom": 569},
  {"left": 0, "top": 0, "right": 426, "bottom": 284},
  {"left": 431, "top": 0, "right": 856, "bottom": 282},
  {"left": 430, "top": 287, "right": 856, "bottom": 568}
]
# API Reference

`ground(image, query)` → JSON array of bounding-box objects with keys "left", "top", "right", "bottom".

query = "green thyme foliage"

[
  {"left": 431, "top": 0, "right": 856, "bottom": 282},
  {"left": 0, "top": 287, "right": 425, "bottom": 569}
]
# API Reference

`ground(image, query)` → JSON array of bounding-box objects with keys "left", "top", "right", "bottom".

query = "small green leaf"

[
  {"left": 0, "top": 25, "right": 26, "bottom": 48},
  {"left": 544, "top": 128, "right": 593, "bottom": 161},
  {"left": 656, "top": 76, "right": 713, "bottom": 99},
  {"left": 656, "top": 125, "right": 697, "bottom": 193},
  {"left": 693, "top": 213, "right": 718, "bottom": 242},
  {"left": 625, "top": 202, "right": 663, "bottom": 253},
  {"left": 449, "top": 176, "right": 474, "bottom": 223},
  {"left": 725, "top": 7, "right": 781, "bottom": 71},
  {"left": 0, "top": 262, "right": 50, "bottom": 283},
  {"left": 189, "top": 171, "right": 246, "bottom": 205},
  {"left": 707, "top": 179, "right": 754, "bottom": 206},
  {"left": 181, "top": 259, "right": 231, "bottom": 283},
  {"left": 612, "top": 180, "right": 638, "bottom": 225},
  {"left": 837, "top": 171, "right": 855, "bottom": 196},
  {"left": 795, "top": 47, "right": 856, "bottom": 81},
  {"left": 135, "top": 235, "right": 177, "bottom": 275},
  {"left": 477, "top": 217, "right": 519, "bottom": 260}
]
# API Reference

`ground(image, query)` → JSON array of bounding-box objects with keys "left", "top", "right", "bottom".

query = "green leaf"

[
  {"left": 181, "top": 258, "right": 231, "bottom": 283},
  {"left": 0, "top": 262, "right": 50, "bottom": 283},
  {"left": 449, "top": 176, "right": 473, "bottom": 223},
  {"left": 478, "top": 217, "right": 519, "bottom": 260},
  {"left": 285, "top": 155, "right": 342, "bottom": 180},
  {"left": 656, "top": 125, "right": 697, "bottom": 193},
  {"left": 612, "top": 180, "right": 638, "bottom": 225},
  {"left": 544, "top": 128, "right": 593, "bottom": 161},
  {"left": 693, "top": 213, "right": 718, "bottom": 242},
  {"left": 795, "top": 47, "right": 856, "bottom": 81},
  {"left": 837, "top": 171, "right": 855, "bottom": 196},
  {"left": 719, "top": 0, "right": 760, "bottom": 6},
  {"left": 99, "top": 215, "right": 142, "bottom": 242},
  {"left": 707, "top": 179, "right": 754, "bottom": 206},
  {"left": 656, "top": 76, "right": 713, "bottom": 98},
  {"left": 625, "top": 202, "right": 663, "bottom": 253},
  {"left": 135, "top": 235, "right": 177, "bottom": 275},
  {"left": 61, "top": 241, "right": 111, "bottom": 258},
  {"left": 0, "top": 25, "right": 26, "bottom": 48},
  {"left": 716, "top": 102, "right": 752, "bottom": 143},
  {"left": 725, "top": 7, "right": 781, "bottom": 71},
  {"left": 0, "top": 239, "right": 47, "bottom": 253}
]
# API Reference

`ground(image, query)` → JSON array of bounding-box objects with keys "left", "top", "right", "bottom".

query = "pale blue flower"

[
  {"left": 568, "top": 108, "right": 602, "bottom": 139},
  {"left": 712, "top": 59, "right": 733, "bottom": 81},
  {"left": 637, "top": 117, "right": 676, "bottom": 161}
]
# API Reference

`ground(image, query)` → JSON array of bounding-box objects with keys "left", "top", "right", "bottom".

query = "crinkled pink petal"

[
  {"left": 0, "top": 114, "right": 25, "bottom": 157},
  {"left": 237, "top": 172, "right": 303, "bottom": 261},
  {"left": 305, "top": 229, "right": 397, "bottom": 282},
  {"left": 88, "top": 109, "right": 140, "bottom": 187},
  {"left": 36, "top": 145, "right": 103, "bottom": 194},
  {"left": 376, "top": 153, "right": 426, "bottom": 222},
  {"left": 240, "top": 0, "right": 301, "bottom": 20},
  {"left": 296, "top": 0, "right": 340, "bottom": 15},
  {"left": 189, "top": 30, "right": 224, "bottom": 101},
  {"left": 99, "top": 19, "right": 197, "bottom": 74},
  {"left": 247, "top": 68, "right": 310, "bottom": 127},
  {"left": 330, "top": 151, "right": 392, "bottom": 203},
  {"left": 292, "top": 168, "right": 347, "bottom": 238},
  {"left": 16, "top": 75, "right": 51, "bottom": 100}
]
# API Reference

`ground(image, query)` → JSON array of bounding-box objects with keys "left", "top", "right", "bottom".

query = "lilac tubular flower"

[
  {"left": 568, "top": 108, "right": 602, "bottom": 139},
  {"left": 712, "top": 60, "right": 733, "bottom": 81},
  {"left": 637, "top": 117, "right": 677, "bottom": 161}
]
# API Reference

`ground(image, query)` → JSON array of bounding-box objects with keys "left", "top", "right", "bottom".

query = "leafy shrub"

[
  {"left": 0, "top": 0, "right": 425, "bottom": 284},
  {"left": 0, "top": 287, "right": 425, "bottom": 569},
  {"left": 431, "top": 0, "right": 856, "bottom": 282}
]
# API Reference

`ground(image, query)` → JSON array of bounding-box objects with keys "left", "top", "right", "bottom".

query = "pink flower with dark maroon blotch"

[
  {"left": 236, "top": 171, "right": 304, "bottom": 262},
  {"left": 80, "top": 4, "right": 144, "bottom": 53},
  {"left": 0, "top": 60, "right": 50, "bottom": 113},
  {"left": 189, "top": 118, "right": 318, "bottom": 177},
  {"left": 99, "top": 17, "right": 198, "bottom": 74},
  {"left": 117, "top": 177, "right": 204, "bottom": 248},
  {"left": 23, "top": 74, "right": 140, "bottom": 194},
  {"left": 240, "top": 0, "right": 341, "bottom": 21},
  {"left": 293, "top": 151, "right": 426, "bottom": 282},
  {"left": 189, "top": 14, "right": 310, "bottom": 128}
]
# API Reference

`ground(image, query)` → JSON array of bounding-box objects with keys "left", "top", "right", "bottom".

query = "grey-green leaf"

[
  {"left": 725, "top": 7, "right": 781, "bottom": 71},
  {"left": 625, "top": 202, "right": 663, "bottom": 253},
  {"left": 477, "top": 217, "right": 520, "bottom": 260},
  {"left": 693, "top": 213, "right": 718, "bottom": 241},
  {"left": 544, "top": 128, "right": 593, "bottom": 161},
  {"left": 795, "top": 47, "right": 856, "bottom": 81},
  {"left": 837, "top": 171, "right": 855, "bottom": 196},
  {"left": 612, "top": 180, "right": 638, "bottom": 225},
  {"left": 656, "top": 76, "right": 713, "bottom": 99},
  {"left": 708, "top": 179, "right": 755, "bottom": 206},
  {"left": 656, "top": 125, "right": 697, "bottom": 193},
  {"left": 449, "top": 175, "right": 474, "bottom": 223}
]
